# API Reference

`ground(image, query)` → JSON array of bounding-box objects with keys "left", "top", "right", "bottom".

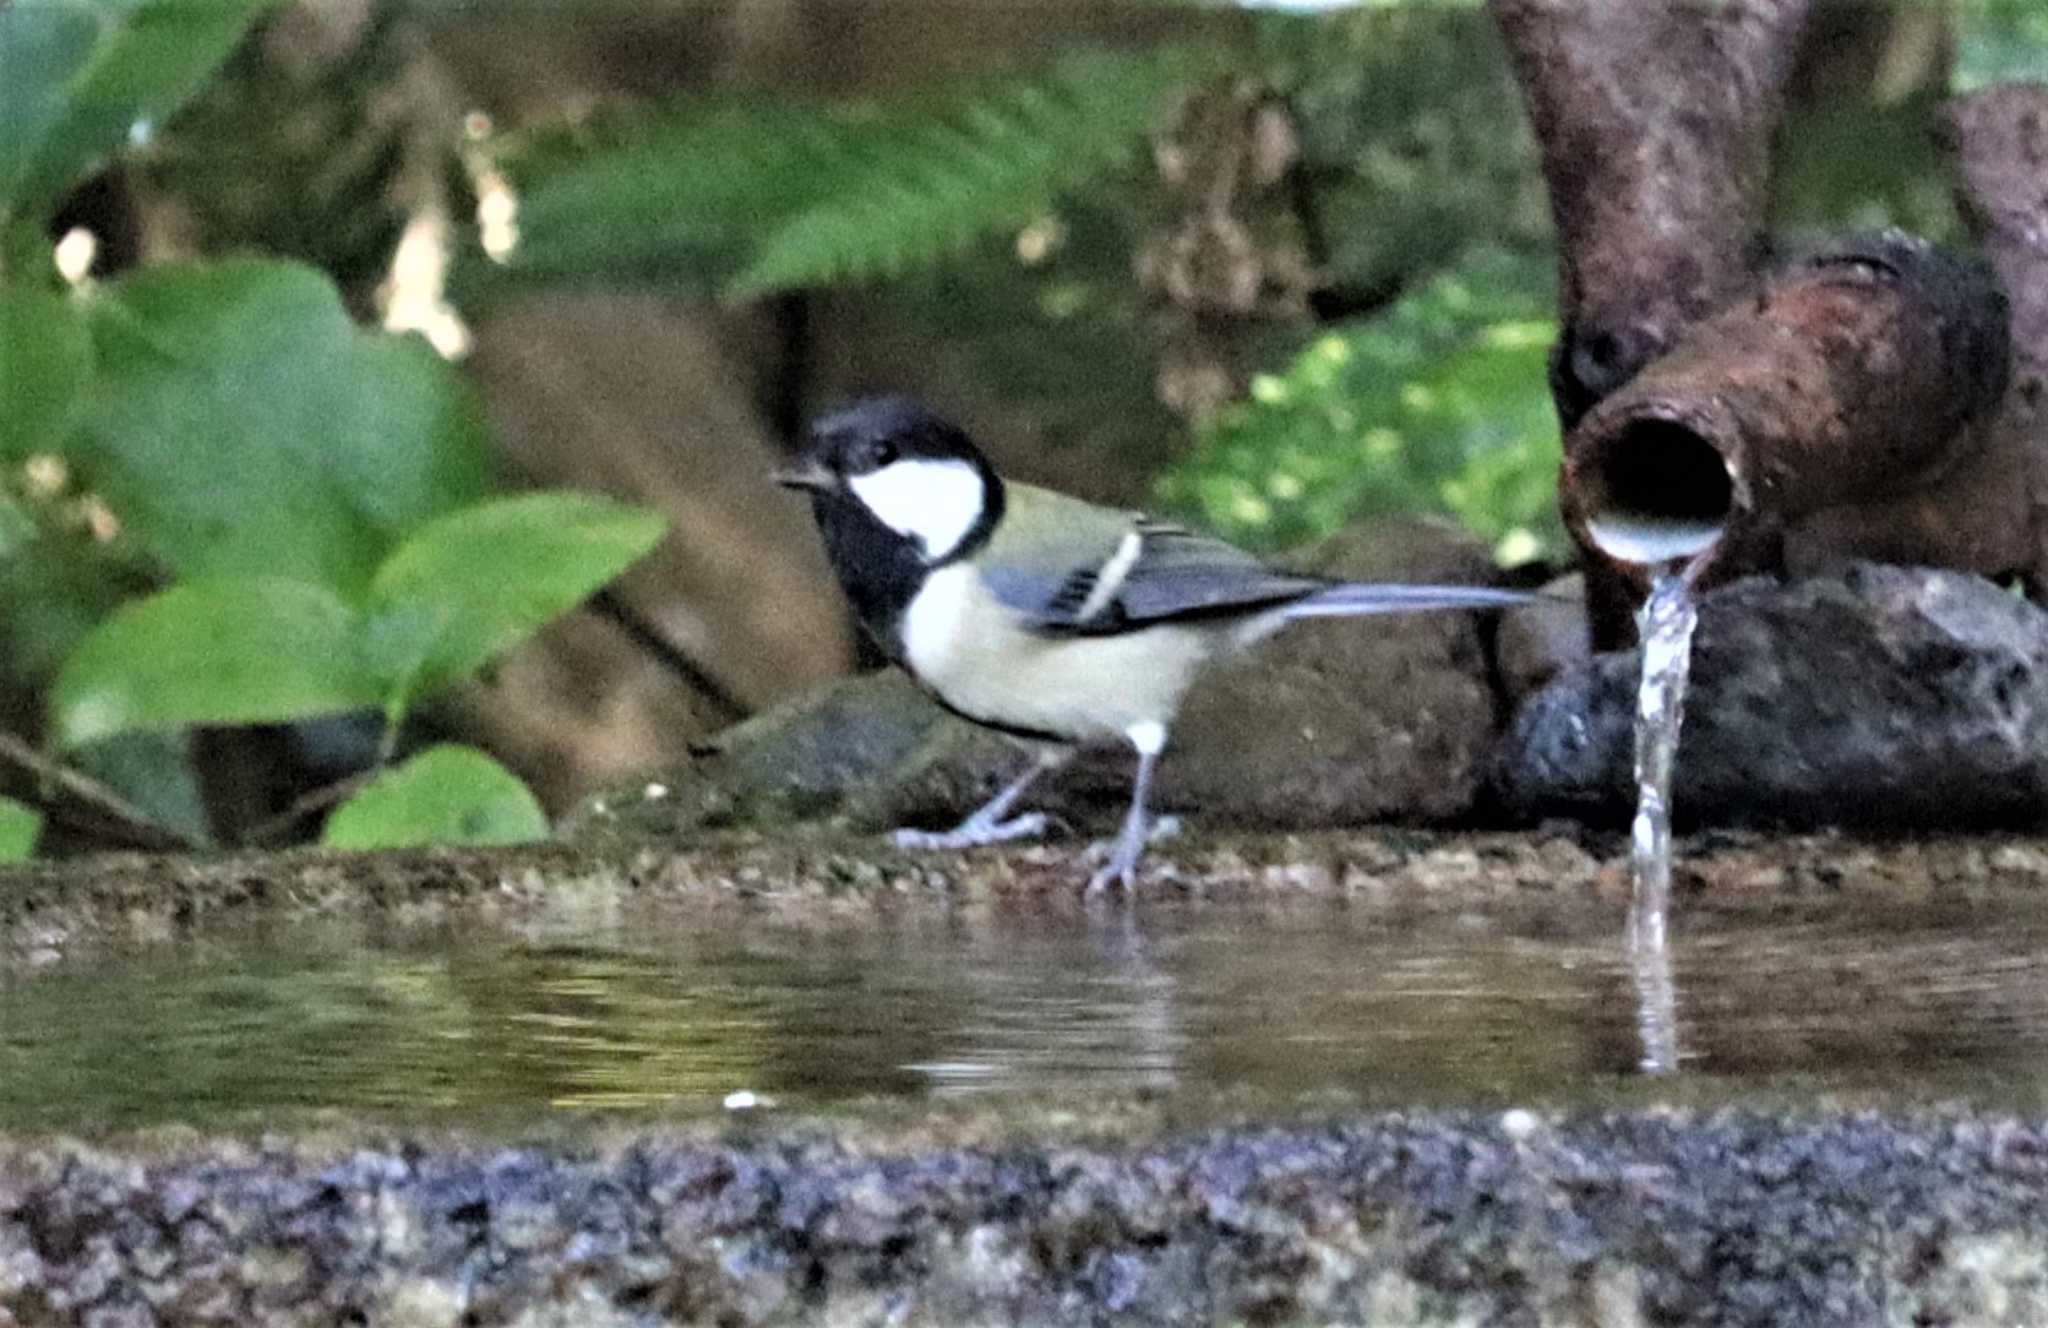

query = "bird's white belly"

[{"left": 901, "top": 564, "right": 1211, "bottom": 742}]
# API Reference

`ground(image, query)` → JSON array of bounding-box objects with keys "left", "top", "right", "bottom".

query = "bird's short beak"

[{"left": 771, "top": 460, "right": 835, "bottom": 492}]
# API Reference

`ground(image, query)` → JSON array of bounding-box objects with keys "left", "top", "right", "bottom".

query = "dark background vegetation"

[{"left": 1, "top": 0, "right": 2045, "bottom": 859}]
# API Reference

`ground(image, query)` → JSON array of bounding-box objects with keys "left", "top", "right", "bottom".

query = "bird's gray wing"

[
  {"left": 1088, "top": 520, "right": 1325, "bottom": 629},
  {"left": 977, "top": 485, "right": 1321, "bottom": 636}
]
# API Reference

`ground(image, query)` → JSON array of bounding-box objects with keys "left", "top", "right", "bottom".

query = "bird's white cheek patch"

[{"left": 848, "top": 459, "right": 985, "bottom": 561}]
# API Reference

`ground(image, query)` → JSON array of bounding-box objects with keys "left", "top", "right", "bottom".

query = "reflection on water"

[{"left": 7, "top": 899, "right": 2048, "bottom": 1131}]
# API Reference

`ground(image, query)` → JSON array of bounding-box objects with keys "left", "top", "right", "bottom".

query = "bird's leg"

[
  {"left": 892, "top": 746, "right": 1070, "bottom": 850},
  {"left": 1087, "top": 722, "right": 1168, "bottom": 894}
]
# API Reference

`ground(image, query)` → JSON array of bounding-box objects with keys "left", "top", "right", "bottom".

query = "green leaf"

[
  {"left": 0, "top": 796, "right": 43, "bottom": 863},
  {"left": 74, "top": 259, "right": 495, "bottom": 596},
  {"left": 322, "top": 744, "right": 548, "bottom": 850},
  {"left": 50, "top": 576, "right": 382, "bottom": 749},
  {"left": 0, "top": 0, "right": 273, "bottom": 230},
  {"left": 0, "top": 287, "right": 93, "bottom": 459},
  {"left": 364, "top": 491, "right": 665, "bottom": 710}
]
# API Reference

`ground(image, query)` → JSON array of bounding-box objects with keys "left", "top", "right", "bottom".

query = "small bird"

[{"left": 776, "top": 395, "right": 1532, "bottom": 892}]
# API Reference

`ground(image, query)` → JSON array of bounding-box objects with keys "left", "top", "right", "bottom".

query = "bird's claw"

[
  {"left": 892, "top": 811, "right": 1052, "bottom": 851},
  {"left": 1082, "top": 816, "right": 1181, "bottom": 893},
  {"left": 1085, "top": 858, "right": 1137, "bottom": 895}
]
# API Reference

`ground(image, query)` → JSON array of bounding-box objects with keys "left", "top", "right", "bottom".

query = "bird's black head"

[
  {"left": 805, "top": 394, "right": 990, "bottom": 476},
  {"left": 775, "top": 395, "right": 1004, "bottom": 564},
  {"left": 775, "top": 395, "right": 1007, "bottom": 650}
]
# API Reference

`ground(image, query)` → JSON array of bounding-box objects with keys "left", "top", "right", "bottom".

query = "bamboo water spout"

[{"left": 1560, "top": 232, "right": 2011, "bottom": 609}]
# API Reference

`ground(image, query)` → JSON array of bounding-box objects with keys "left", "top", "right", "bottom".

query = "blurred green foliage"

[
  {"left": 878, "top": 199, "right": 1183, "bottom": 480},
  {"left": 1149, "top": 6, "right": 1553, "bottom": 560},
  {"left": 1773, "top": 90, "right": 1960, "bottom": 241},
  {"left": 475, "top": 46, "right": 1205, "bottom": 302},
  {"left": 1252, "top": 6, "right": 1545, "bottom": 299},
  {"left": 1157, "top": 246, "right": 1562, "bottom": 565},
  {"left": 0, "top": 0, "right": 268, "bottom": 244},
  {"left": 1776, "top": 4, "right": 2048, "bottom": 241},
  {"left": 0, "top": 288, "right": 94, "bottom": 458},
  {"left": 132, "top": 6, "right": 419, "bottom": 297},
  {"left": 0, "top": 0, "right": 667, "bottom": 856},
  {"left": 0, "top": 796, "right": 42, "bottom": 863},
  {"left": 1958, "top": 0, "right": 2048, "bottom": 90}
]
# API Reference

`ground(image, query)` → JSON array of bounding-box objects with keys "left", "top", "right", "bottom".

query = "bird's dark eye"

[{"left": 849, "top": 438, "right": 898, "bottom": 473}]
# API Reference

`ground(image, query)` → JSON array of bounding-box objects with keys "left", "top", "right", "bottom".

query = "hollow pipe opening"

[{"left": 1579, "top": 419, "right": 1735, "bottom": 568}]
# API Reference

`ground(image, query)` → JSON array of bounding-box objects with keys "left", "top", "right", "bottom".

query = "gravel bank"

[{"left": 5, "top": 1111, "right": 2046, "bottom": 1326}]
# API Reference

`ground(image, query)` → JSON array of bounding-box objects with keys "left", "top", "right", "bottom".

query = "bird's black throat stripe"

[
  {"left": 811, "top": 490, "right": 925, "bottom": 646},
  {"left": 809, "top": 469, "right": 1006, "bottom": 653}
]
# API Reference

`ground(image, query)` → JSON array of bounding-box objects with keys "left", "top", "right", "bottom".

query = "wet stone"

[
  {"left": 1489, "top": 565, "right": 2048, "bottom": 829},
  {"left": 1495, "top": 571, "right": 1593, "bottom": 704},
  {"left": 1158, "top": 517, "right": 1508, "bottom": 828},
  {"left": 568, "top": 517, "right": 1517, "bottom": 842}
]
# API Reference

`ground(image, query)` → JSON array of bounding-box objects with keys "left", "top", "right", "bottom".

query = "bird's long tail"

[{"left": 1281, "top": 581, "right": 1535, "bottom": 619}]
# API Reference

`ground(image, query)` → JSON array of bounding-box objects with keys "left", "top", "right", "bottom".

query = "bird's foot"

[
  {"left": 1084, "top": 845, "right": 1139, "bottom": 895},
  {"left": 1083, "top": 816, "right": 1181, "bottom": 894},
  {"left": 892, "top": 810, "right": 1052, "bottom": 851}
]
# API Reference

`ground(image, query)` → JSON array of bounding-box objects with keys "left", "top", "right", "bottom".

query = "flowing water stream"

[{"left": 1629, "top": 563, "right": 1699, "bottom": 1074}]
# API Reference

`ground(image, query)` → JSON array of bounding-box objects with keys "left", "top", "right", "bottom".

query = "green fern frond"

[
  {"left": 728, "top": 48, "right": 1201, "bottom": 298},
  {"left": 475, "top": 46, "right": 1205, "bottom": 302},
  {"left": 480, "top": 99, "right": 849, "bottom": 296}
]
